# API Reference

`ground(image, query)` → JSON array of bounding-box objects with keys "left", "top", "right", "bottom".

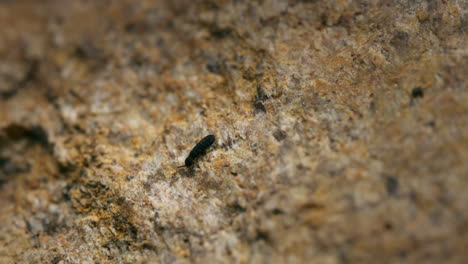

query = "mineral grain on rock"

[{"left": 1, "top": 1, "right": 467, "bottom": 263}]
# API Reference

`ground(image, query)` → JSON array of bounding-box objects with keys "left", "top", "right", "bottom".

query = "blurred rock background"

[{"left": 0, "top": 0, "right": 467, "bottom": 263}]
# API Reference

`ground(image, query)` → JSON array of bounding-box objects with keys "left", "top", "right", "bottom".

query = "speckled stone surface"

[{"left": 1, "top": 1, "right": 467, "bottom": 263}]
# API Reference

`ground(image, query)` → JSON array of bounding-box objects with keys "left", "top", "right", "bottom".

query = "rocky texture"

[{"left": 1, "top": 0, "right": 467, "bottom": 263}]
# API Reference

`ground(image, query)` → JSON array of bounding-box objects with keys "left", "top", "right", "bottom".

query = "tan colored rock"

[{"left": 1, "top": 0, "right": 467, "bottom": 263}]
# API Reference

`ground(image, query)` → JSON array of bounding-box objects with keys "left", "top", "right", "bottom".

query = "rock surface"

[{"left": 1, "top": 0, "right": 467, "bottom": 263}]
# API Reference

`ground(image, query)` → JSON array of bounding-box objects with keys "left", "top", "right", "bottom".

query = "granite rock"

[{"left": 1, "top": 0, "right": 467, "bottom": 263}]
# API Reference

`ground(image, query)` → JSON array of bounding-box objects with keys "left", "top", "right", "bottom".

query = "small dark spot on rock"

[
  {"left": 62, "top": 188, "right": 71, "bottom": 201},
  {"left": 252, "top": 82, "right": 269, "bottom": 115},
  {"left": 409, "top": 191, "right": 418, "bottom": 203},
  {"left": 127, "top": 225, "right": 138, "bottom": 239},
  {"left": 228, "top": 203, "right": 246, "bottom": 213},
  {"left": 385, "top": 175, "right": 399, "bottom": 195},
  {"left": 143, "top": 181, "right": 152, "bottom": 191},
  {"left": 43, "top": 212, "right": 63, "bottom": 235},
  {"left": 124, "top": 22, "right": 137, "bottom": 32},
  {"left": 384, "top": 222, "right": 394, "bottom": 230},
  {"left": 0, "top": 88, "right": 18, "bottom": 99},
  {"left": 86, "top": 181, "right": 105, "bottom": 189},
  {"left": 273, "top": 129, "right": 286, "bottom": 141},
  {"left": 255, "top": 86, "right": 269, "bottom": 102},
  {"left": 221, "top": 136, "right": 234, "bottom": 149},
  {"left": 211, "top": 27, "right": 232, "bottom": 38},
  {"left": 26, "top": 126, "right": 49, "bottom": 147},
  {"left": 296, "top": 163, "right": 307, "bottom": 170},
  {"left": 52, "top": 255, "right": 62, "bottom": 264},
  {"left": 112, "top": 213, "right": 138, "bottom": 240},
  {"left": 255, "top": 230, "right": 270, "bottom": 242},
  {"left": 124, "top": 21, "right": 150, "bottom": 33},
  {"left": 411, "top": 87, "right": 424, "bottom": 99},
  {"left": 272, "top": 208, "right": 284, "bottom": 215},
  {"left": 425, "top": 120, "right": 436, "bottom": 128},
  {"left": 126, "top": 175, "right": 135, "bottom": 181},
  {"left": 59, "top": 162, "right": 77, "bottom": 173},
  {"left": 74, "top": 46, "right": 87, "bottom": 59},
  {"left": 253, "top": 101, "right": 267, "bottom": 114},
  {"left": 369, "top": 99, "right": 376, "bottom": 111},
  {"left": 141, "top": 242, "right": 157, "bottom": 251},
  {"left": 410, "top": 87, "right": 424, "bottom": 106},
  {"left": 206, "top": 59, "right": 222, "bottom": 74},
  {"left": 73, "top": 44, "right": 108, "bottom": 71},
  {"left": 130, "top": 55, "right": 145, "bottom": 67},
  {"left": 0, "top": 157, "right": 9, "bottom": 168},
  {"left": 390, "top": 31, "right": 409, "bottom": 49},
  {"left": 4, "top": 124, "right": 49, "bottom": 147},
  {"left": 320, "top": 14, "right": 328, "bottom": 26}
]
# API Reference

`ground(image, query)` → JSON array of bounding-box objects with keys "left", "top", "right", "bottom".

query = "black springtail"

[{"left": 177, "top": 135, "right": 215, "bottom": 168}]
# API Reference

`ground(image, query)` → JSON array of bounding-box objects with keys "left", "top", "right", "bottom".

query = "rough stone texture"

[{"left": 1, "top": 0, "right": 467, "bottom": 263}]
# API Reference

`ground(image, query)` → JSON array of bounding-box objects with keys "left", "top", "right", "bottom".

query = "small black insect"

[{"left": 177, "top": 135, "right": 215, "bottom": 168}]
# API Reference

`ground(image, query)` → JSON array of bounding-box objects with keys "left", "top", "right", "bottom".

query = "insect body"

[{"left": 178, "top": 135, "right": 215, "bottom": 168}]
